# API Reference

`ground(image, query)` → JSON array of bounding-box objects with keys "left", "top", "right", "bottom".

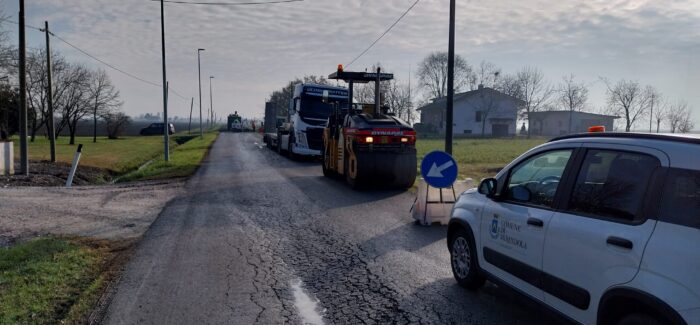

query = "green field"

[
  {"left": 416, "top": 138, "right": 547, "bottom": 181},
  {"left": 11, "top": 131, "right": 219, "bottom": 182},
  {"left": 14, "top": 135, "right": 166, "bottom": 174},
  {"left": 0, "top": 238, "right": 111, "bottom": 325}
]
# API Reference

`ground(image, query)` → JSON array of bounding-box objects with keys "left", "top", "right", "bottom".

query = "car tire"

[
  {"left": 449, "top": 227, "right": 486, "bottom": 290},
  {"left": 617, "top": 313, "right": 665, "bottom": 325}
]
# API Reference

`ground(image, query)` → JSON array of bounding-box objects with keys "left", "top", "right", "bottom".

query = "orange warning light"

[
  {"left": 588, "top": 126, "right": 606, "bottom": 133},
  {"left": 337, "top": 64, "right": 344, "bottom": 72}
]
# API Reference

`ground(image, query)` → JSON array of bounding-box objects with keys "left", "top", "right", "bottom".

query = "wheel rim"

[{"left": 451, "top": 237, "right": 471, "bottom": 279}]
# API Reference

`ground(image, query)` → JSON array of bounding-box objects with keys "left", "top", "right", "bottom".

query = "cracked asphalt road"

[{"left": 103, "top": 132, "right": 559, "bottom": 324}]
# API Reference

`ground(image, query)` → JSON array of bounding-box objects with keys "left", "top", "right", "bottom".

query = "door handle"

[
  {"left": 606, "top": 236, "right": 633, "bottom": 249},
  {"left": 527, "top": 218, "right": 544, "bottom": 227}
]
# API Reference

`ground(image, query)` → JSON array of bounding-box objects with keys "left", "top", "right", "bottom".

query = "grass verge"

[
  {"left": 416, "top": 137, "right": 547, "bottom": 181},
  {"left": 117, "top": 132, "right": 219, "bottom": 182},
  {"left": 0, "top": 237, "right": 116, "bottom": 325},
  {"left": 13, "top": 136, "right": 164, "bottom": 174}
]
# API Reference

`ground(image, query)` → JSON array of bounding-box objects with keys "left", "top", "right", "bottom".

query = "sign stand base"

[{"left": 411, "top": 178, "right": 473, "bottom": 226}]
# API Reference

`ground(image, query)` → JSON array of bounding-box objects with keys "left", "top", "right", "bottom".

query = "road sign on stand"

[
  {"left": 413, "top": 151, "right": 461, "bottom": 226},
  {"left": 420, "top": 151, "right": 458, "bottom": 188}
]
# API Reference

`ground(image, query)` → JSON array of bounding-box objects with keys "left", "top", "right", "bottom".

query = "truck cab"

[{"left": 277, "top": 83, "right": 348, "bottom": 157}]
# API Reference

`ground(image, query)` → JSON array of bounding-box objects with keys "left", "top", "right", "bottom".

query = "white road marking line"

[{"left": 290, "top": 279, "right": 325, "bottom": 325}]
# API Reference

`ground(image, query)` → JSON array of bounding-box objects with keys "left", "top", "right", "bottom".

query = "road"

[{"left": 103, "top": 132, "right": 559, "bottom": 325}]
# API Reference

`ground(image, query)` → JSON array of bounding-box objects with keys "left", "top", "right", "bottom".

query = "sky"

[{"left": 2, "top": 0, "right": 699, "bottom": 129}]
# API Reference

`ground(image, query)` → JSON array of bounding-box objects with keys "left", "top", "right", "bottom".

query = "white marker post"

[{"left": 66, "top": 144, "right": 83, "bottom": 188}]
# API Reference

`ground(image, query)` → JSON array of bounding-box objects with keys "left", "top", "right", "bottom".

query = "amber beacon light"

[{"left": 588, "top": 126, "right": 606, "bottom": 133}]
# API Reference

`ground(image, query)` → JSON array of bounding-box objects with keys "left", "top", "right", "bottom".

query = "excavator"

[{"left": 321, "top": 65, "right": 417, "bottom": 189}]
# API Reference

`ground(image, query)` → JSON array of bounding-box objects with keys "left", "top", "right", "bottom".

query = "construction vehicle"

[
  {"left": 274, "top": 83, "right": 349, "bottom": 158},
  {"left": 228, "top": 112, "right": 242, "bottom": 132},
  {"left": 322, "top": 65, "right": 417, "bottom": 189}
]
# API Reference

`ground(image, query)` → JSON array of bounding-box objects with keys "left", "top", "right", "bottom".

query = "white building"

[
  {"left": 418, "top": 86, "right": 523, "bottom": 137},
  {"left": 528, "top": 111, "right": 619, "bottom": 136}
]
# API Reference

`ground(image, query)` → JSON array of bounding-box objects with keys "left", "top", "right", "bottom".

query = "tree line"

[
  {"left": 416, "top": 51, "right": 695, "bottom": 134},
  {"left": 0, "top": 22, "right": 128, "bottom": 143}
]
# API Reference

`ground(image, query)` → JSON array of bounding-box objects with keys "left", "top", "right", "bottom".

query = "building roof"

[
  {"left": 417, "top": 87, "right": 525, "bottom": 111},
  {"left": 528, "top": 110, "right": 620, "bottom": 119}
]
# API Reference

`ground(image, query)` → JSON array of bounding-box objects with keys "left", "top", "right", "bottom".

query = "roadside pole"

[
  {"left": 18, "top": 0, "right": 29, "bottom": 175},
  {"left": 44, "top": 21, "right": 56, "bottom": 162},
  {"left": 160, "top": 0, "right": 169, "bottom": 162},
  {"left": 209, "top": 76, "right": 214, "bottom": 129},
  {"left": 65, "top": 144, "right": 82, "bottom": 188},
  {"left": 445, "top": 0, "right": 455, "bottom": 155},
  {"left": 188, "top": 97, "right": 194, "bottom": 134},
  {"left": 197, "top": 49, "right": 205, "bottom": 138}
]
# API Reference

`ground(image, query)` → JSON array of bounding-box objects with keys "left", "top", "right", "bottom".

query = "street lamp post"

[
  {"left": 160, "top": 0, "right": 169, "bottom": 161},
  {"left": 197, "top": 48, "right": 205, "bottom": 138},
  {"left": 209, "top": 76, "right": 214, "bottom": 129}
]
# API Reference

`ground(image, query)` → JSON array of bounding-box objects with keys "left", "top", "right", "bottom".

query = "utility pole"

[
  {"left": 197, "top": 48, "right": 205, "bottom": 137},
  {"left": 188, "top": 97, "right": 194, "bottom": 134},
  {"left": 44, "top": 21, "right": 56, "bottom": 162},
  {"left": 374, "top": 67, "right": 381, "bottom": 116},
  {"left": 18, "top": 0, "right": 28, "bottom": 175},
  {"left": 160, "top": 0, "right": 169, "bottom": 161},
  {"left": 408, "top": 64, "right": 412, "bottom": 124},
  {"left": 209, "top": 76, "right": 214, "bottom": 129},
  {"left": 445, "top": 0, "right": 456, "bottom": 155}
]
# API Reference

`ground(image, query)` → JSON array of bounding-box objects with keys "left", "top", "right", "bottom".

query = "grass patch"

[
  {"left": 117, "top": 132, "right": 219, "bottom": 182},
  {"left": 12, "top": 132, "right": 208, "bottom": 177},
  {"left": 416, "top": 137, "right": 547, "bottom": 181},
  {"left": 0, "top": 237, "right": 112, "bottom": 325},
  {"left": 13, "top": 136, "right": 164, "bottom": 174}
]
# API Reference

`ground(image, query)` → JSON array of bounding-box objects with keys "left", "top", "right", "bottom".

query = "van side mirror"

[{"left": 478, "top": 178, "right": 498, "bottom": 198}]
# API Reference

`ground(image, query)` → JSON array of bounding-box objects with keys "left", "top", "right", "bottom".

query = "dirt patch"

[
  {"left": 0, "top": 161, "right": 113, "bottom": 187},
  {"left": 0, "top": 179, "right": 185, "bottom": 243}
]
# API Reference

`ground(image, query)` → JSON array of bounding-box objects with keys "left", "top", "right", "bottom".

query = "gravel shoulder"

[{"left": 0, "top": 179, "right": 185, "bottom": 247}]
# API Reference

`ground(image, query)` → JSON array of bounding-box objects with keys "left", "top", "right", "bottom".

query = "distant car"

[
  {"left": 140, "top": 123, "right": 175, "bottom": 136},
  {"left": 447, "top": 132, "right": 700, "bottom": 325}
]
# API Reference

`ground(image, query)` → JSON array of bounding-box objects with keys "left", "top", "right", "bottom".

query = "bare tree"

[
  {"left": 495, "top": 73, "right": 522, "bottom": 99},
  {"left": 643, "top": 85, "right": 662, "bottom": 133},
  {"left": 470, "top": 61, "right": 501, "bottom": 90},
  {"left": 384, "top": 80, "right": 415, "bottom": 123},
  {"left": 57, "top": 64, "right": 92, "bottom": 145},
  {"left": 102, "top": 110, "right": 130, "bottom": 139},
  {"left": 603, "top": 78, "right": 647, "bottom": 132},
  {"left": 417, "top": 52, "right": 472, "bottom": 99},
  {"left": 652, "top": 99, "right": 668, "bottom": 133},
  {"left": 0, "top": 7, "right": 14, "bottom": 78},
  {"left": 558, "top": 74, "right": 588, "bottom": 113},
  {"left": 24, "top": 49, "right": 69, "bottom": 141},
  {"left": 517, "top": 66, "right": 552, "bottom": 136},
  {"left": 473, "top": 89, "right": 502, "bottom": 136},
  {"left": 88, "top": 69, "right": 121, "bottom": 142},
  {"left": 667, "top": 101, "right": 694, "bottom": 133}
]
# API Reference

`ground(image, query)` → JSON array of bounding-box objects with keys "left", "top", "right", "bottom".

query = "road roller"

[{"left": 321, "top": 65, "right": 417, "bottom": 189}]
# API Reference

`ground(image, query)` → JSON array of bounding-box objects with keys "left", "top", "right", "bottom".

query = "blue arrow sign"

[{"left": 421, "top": 151, "right": 458, "bottom": 188}]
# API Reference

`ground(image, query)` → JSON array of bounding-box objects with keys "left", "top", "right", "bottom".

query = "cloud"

[{"left": 5, "top": 0, "right": 698, "bottom": 127}]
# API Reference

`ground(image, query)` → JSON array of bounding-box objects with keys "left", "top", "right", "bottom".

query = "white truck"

[{"left": 269, "top": 83, "right": 348, "bottom": 158}]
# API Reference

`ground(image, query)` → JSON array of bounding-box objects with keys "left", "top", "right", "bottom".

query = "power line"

[
  {"left": 346, "top": 0, "right": 421, "bottom": 68},
  {"left": 0, "top": 18, "right": 191, "bottom": 101},
  {"left": 152, "top": 0, "right": 302, "bottom": 5}
]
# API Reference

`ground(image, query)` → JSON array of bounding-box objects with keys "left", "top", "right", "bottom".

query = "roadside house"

[
  {"left": 528, "top": 111, "right": 619, "bottom": 136},
  {"left": 417, "top": 85, "right": 523, "bottom": 137}
]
